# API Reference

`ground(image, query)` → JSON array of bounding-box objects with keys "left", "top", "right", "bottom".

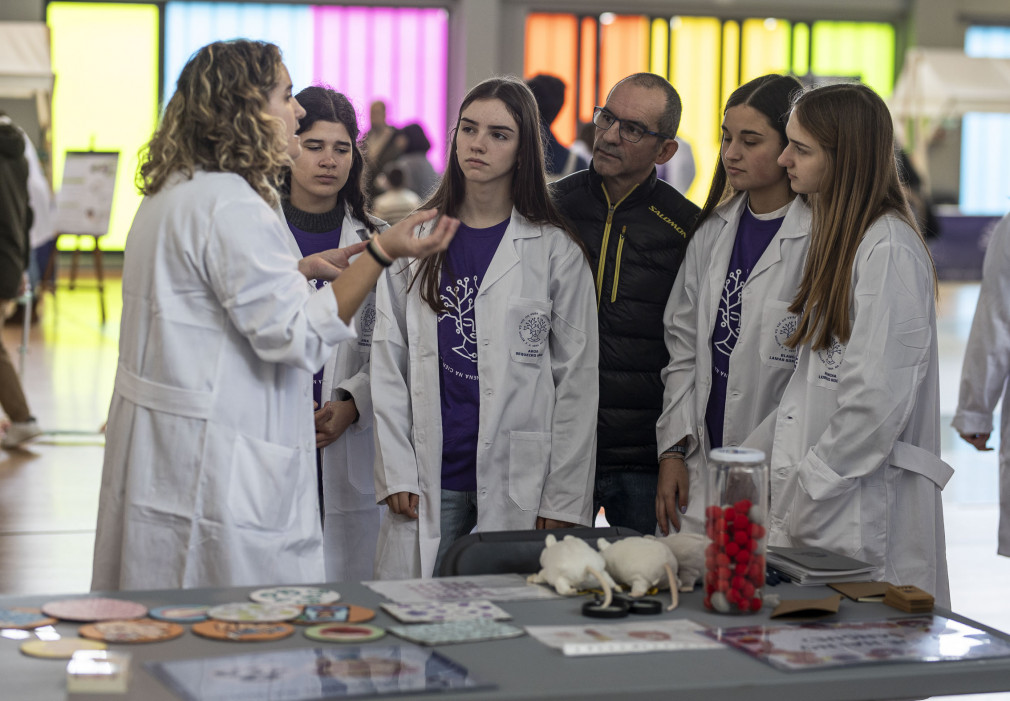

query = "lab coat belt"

[
  {"left": 115, "top": 364, "right": 213, "bottom": 420},
  {"left": 888, "top": 440, "right": 954, "bottom": 489}
]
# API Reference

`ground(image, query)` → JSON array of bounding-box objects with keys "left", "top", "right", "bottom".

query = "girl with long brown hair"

[
  {"left": 761, "top": 82, "right": 949, "bottom": 604},
  {"left": 370, "top": 76, "right": 598, "bottom": 579},
  {"left": 656, "top": 74, "right": 808, "bottom": 537}
]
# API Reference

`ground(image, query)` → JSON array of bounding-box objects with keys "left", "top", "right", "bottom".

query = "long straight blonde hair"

[{"left": 785, "top": 82, "right": 937, "bottom": 351}]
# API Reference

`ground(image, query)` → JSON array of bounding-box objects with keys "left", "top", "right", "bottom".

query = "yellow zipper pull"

[
  {"left": 595, "top": 202, "right": 617, "bottom": 308},
  {"left": 611, "top": 226, "right": 626, "bottom": 303}
]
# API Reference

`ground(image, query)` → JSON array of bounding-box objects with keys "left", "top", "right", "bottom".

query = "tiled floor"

[{"left": 1, "top": 274, "right": 1008, "bottom": 699}]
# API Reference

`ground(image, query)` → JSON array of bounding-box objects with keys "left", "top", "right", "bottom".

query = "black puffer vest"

[{"left": 554, "top": 164, "right": 699, "bottom": 473}]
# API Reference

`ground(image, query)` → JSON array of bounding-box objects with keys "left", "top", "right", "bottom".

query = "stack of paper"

[{"left": 766, "top": 546, "right": 875, "bottom": 585}]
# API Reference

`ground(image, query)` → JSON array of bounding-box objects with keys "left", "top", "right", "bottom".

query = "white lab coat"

[
  {"left": 371, "top": 209, "right": 599, "bottom": 579},
  {"left": 317, "top": 209, "right": 387, "bottom": 581},
  {"left": 953, "top": 211, "right": 1010, "bottom": 557},
  {"left": 749, "top": 213, "right": 951, "bottom": 605},
  {"left": 656, "top": 195, "right": 811, "bottom": 535},
  {"left": 92, "top": 171, "right": 355, "bottom": 590}
]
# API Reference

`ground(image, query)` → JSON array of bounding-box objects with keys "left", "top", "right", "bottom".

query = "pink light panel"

[{"left": 312, "top": 6, "right": 448, "bottom": 171}]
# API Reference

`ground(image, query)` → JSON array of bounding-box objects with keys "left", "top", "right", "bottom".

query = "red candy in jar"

[{"left": 703, "top": 447, "right": 768, "bottom": 614}]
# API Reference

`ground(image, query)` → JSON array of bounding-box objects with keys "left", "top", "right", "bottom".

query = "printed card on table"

[
  {"left": 381, "top": 600, "right": 512, "bottom": 623},
  {"left": 364, "top": 574, "right": 559, "bottom": 604}
]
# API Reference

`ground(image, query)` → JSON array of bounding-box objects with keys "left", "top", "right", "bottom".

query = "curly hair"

[
  {"left": 285, "top": 86, "right": 377, "bottom": 234},
  {"left": 137, "top": 40, "right": 291, "bottom": 206}
]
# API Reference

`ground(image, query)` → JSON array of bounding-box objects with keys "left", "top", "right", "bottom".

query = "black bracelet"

[{"left": 366, "top": 238, "right": 392, "bottom": 267}]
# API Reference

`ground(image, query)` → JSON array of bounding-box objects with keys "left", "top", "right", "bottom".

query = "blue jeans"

[
  {"left": 433, "top": 489, "right": 478, "bottom": 576},
  {"left": 594, "top": 471, "right": 657, "bottom": 535}
]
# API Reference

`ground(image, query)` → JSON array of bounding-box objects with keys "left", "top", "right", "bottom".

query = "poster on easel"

[{"left": 54, "top": 151, "right": 119, "bottom": 236}]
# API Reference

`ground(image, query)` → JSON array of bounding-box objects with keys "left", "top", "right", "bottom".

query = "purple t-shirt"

[
  {"left": 705, "top": 203, "right": 786, "bottom": 449},
  {"left": 438, "top": 217, "right": 510, "bottom": 491},
  {"left": 287, "top": 218, "right": 342, "bottom": 409}
]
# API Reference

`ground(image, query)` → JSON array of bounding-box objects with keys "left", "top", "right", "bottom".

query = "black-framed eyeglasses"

[{"left": 593, "top": 107, "right": 670, "bottom": 143}]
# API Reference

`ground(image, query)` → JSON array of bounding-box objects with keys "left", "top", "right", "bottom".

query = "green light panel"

[
  {"left": 811, "top": 21, "right": 895, "bottom": 95},
  {"left": 47, "top": 2, "right": 159, "bottom": 252}
]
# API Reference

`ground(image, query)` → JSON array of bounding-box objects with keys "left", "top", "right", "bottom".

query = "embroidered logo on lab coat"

[
  {"left": 357, "top": 300, "right": 376, "bottom": 349},
  {"left": 812, "top": 337, "right": 845, "bottom": 388},
  {"left": 774, "top": 314, "right": 797, "bottom": 353},
  {"left": 512, "top": 311, "right": 550, "bottom": 362}
]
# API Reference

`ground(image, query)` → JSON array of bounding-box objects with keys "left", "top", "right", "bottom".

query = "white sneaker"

[{"left": 1, "top": 419, "right": 42, "bottom": 449}]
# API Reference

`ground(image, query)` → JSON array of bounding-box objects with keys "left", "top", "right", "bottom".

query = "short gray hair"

[{"left": 610, "top": 72, "right": 682, "bottom": 139}]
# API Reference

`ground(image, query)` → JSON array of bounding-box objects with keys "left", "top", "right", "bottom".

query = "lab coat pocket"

[
  {"left": 760, "top": 300, "right": 798, "bottom": 368},
  {"left": 508, "top": 298, "right": 552, "bottom": 365},
  {"left": 786, "top": 470, "right": 861, "bottom": 557},
  {"left": 508, "top": 431, "right": 551, "bottom": 511},
  {"left": 806, "top": 336, "right": 846, "bottom": 390},
  {"left": 226, "top": 434, "right": 299, "bottom": 532},
  {"left": 354, "top": 292, "right": 377, "bottom": 353}
]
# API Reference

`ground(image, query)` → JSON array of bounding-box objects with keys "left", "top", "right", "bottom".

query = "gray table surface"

[{"left": 2, "top": 580, "right": 1010, "bottom": 701}]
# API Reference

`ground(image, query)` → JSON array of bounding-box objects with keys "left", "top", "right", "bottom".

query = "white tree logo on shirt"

[
  {"left": 440, "top": 275, "right": 478, "bottom": 361},
  {"left": 714, "top": 270, "right": 744, "bottom": 358}
]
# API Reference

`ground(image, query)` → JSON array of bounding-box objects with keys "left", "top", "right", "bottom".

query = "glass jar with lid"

[{"left": 703, "top": 447, "right": 768, "bottom": 614}]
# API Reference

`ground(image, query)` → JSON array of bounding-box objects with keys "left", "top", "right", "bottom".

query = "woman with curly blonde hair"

[{"left": 91, "top": 39, "right": 457, "bottom": 590}]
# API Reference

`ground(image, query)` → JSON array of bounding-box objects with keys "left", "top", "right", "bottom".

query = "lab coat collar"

[{"left": 478, "top": 207, "right": 538, "bottom": 294}]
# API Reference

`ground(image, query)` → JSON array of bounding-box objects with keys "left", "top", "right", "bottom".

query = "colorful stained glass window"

[{"left": 525, "top": 12, "right": 896, "bottom": 205}]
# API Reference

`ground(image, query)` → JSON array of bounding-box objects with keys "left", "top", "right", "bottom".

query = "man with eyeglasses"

[{"left": 554, "top": 73, "right": 699, "bottom": 536}]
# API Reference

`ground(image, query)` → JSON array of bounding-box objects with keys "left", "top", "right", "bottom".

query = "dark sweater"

[{"left": 0, "top": 120, "right": 31, "bottom": 299}]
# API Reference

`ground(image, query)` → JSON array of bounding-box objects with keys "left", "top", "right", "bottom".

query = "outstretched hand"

[
  {"left": 375, "top": 209, "right": 460, "bottom": 261},
  {"left": 299, "top": 241, "right": 368, "bottom": 282}
]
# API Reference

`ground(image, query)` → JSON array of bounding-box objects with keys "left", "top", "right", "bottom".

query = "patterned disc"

[
  {"left": 192, "top": 620, "right": 295, "bottom": 642},
  {"left": 20, "top": 638, "right": 108, "bottom": 659},
  {"left": 79, "top": 618, "right": 185, "bottom": 644},
  {"left": 303, "top": 623, "right": 385, "bottom": 643},
  {"left": 207, "top": 602, "right": 302, "bottom": 623},
  {"left": 149, "top": 605, "right": 210, "bottom": 623},
  {"left": 0, "top": 607, "right": 58, "bottom": 630},
  {"left": 41, "top": 598, "right": 148, "bottom": 622},
  {"left": 292, "top": 604, "right": 375, "bottom": 625},
  {"left": 249, "top": 586, "right": 341, "bottom": 605}
]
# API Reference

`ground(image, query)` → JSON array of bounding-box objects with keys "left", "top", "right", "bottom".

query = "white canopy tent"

[
  {"left": 890, "top": 48, "right": 1010, "bottom": 122},
  {"left": 0, "top": 21, "right": 54, "bottom": 132},
  {"left": 890, "top": 48, "right": 1010, "bottom": 180}
]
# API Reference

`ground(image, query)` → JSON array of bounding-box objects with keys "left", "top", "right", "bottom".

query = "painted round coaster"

[
  {"left": 0, "top": 607, "right": 58, "bottom": 630},
  {"left": 249, "top": 586, "right": 341, "bottom": 605},
  {"left": 149, "top": 605, "right": 210, "bottom": 623},
  {"left": 20, "top": 638, "right": 107, "bottom": 659},
  {"left": 303, "top": 623, "right": 385, "bottom": 643},
  {"left": 192, "top": 620, "right": 295, "bottom": 642},
  {"left": 79, "top": 618, "right": 185, "bottom": 644},
  {"left": 41, "top": 597, "right": 147, "bottom": 623},
  {"left": 293, "top": 604, "right": 375, "bottom": 625},
  {"left": 207, "top": 602, "right": 302, "bottom": 623}
]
